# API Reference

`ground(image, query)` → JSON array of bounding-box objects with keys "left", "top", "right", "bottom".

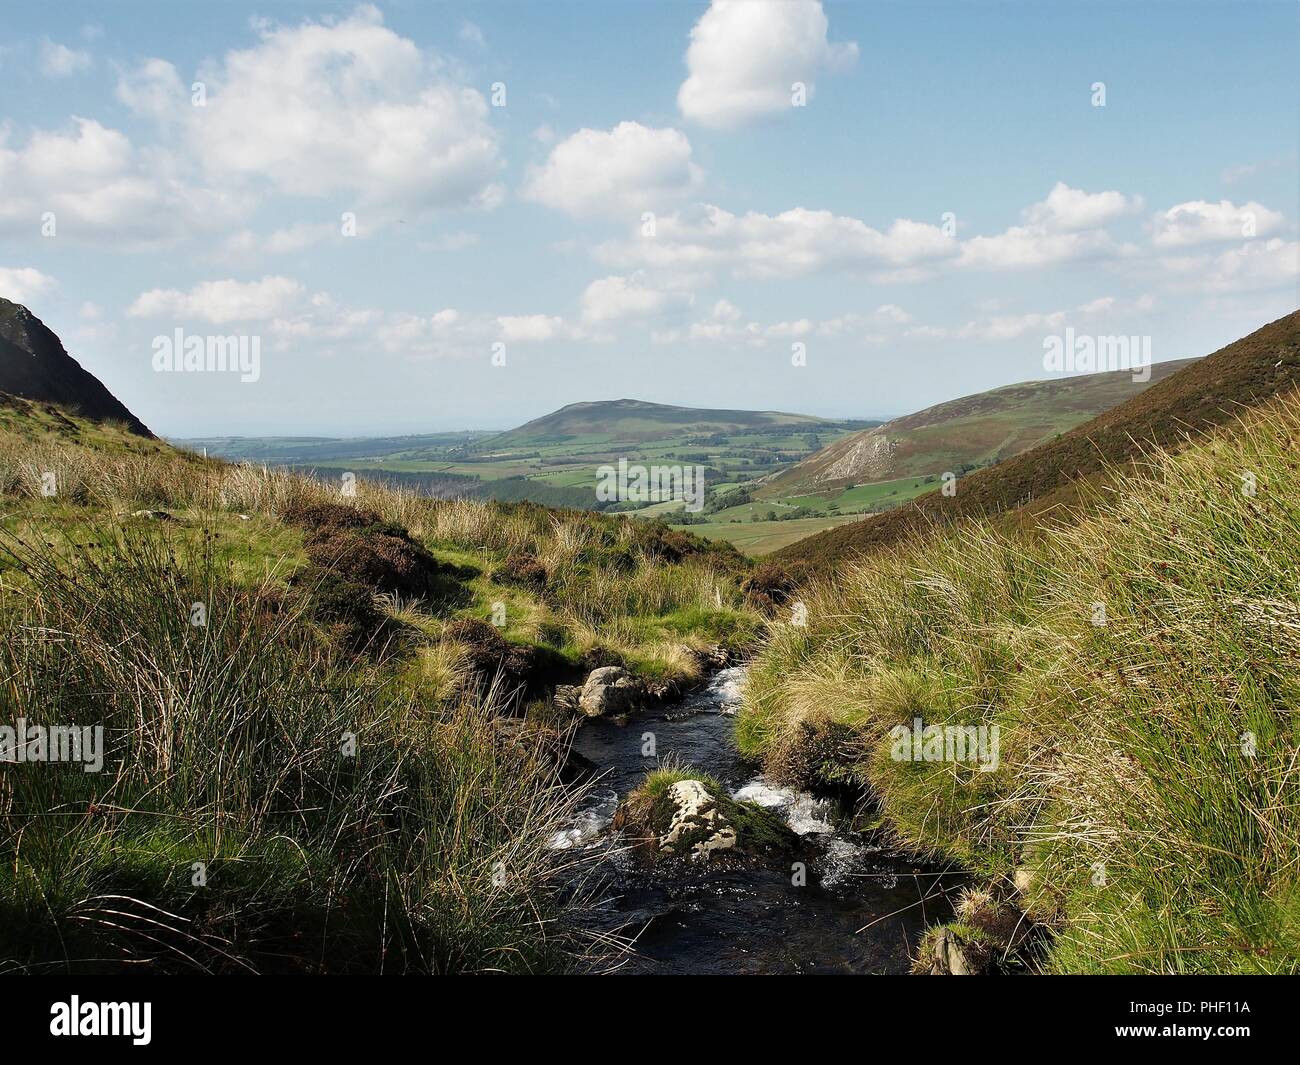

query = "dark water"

[{"left": 556, "top": 668, "right": 955, "bottom": 974}]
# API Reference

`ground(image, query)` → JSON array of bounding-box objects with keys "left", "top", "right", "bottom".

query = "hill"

[
  {"left": 760, "top": 359, "right": 1193, "bottom": 497},
  {"left": 487, "top": 398, "right": 836, "bottom": 446},
  {"left": 776, "top": 309, "right": 1300, "bottom": 566},
  {"left": 0, "top": 297, "right": 151, "bottom": 436}
]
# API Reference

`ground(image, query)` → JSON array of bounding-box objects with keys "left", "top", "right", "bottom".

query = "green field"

[
  {"left": 180, "top": 400, "right": 878, "bottom": 533},
  {"left": 674, "top": 514, "right": 865, "bottom": 555}
]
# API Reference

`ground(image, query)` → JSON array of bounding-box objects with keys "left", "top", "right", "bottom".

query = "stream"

[{"left": 554, "top": 667, "right": 954, "bottom": 974}]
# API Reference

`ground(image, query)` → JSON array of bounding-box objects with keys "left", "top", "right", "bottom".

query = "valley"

[{"left": 181, "top": 364, "right": 1189, "bottom": 555}]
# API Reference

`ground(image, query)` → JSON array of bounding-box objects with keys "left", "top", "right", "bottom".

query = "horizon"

[
  {"left": 164, "top": 352, "right": 1206, "bottom": 440},
  {"left": 1, "top": 1, "right": 1296, "bottom": 437}
]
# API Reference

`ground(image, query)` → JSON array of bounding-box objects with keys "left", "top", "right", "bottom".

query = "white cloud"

[
  {"left": 959, "top": 183, "right": 1138, "bottom": 269},
  {"left": 39, "top": 40, "right": 92, "bottom": 77},
  {"left": 599, "top": 203, "right": 956, "bottom": 280},
  {"left": 120, "top": 6, "right": 503, "bottom": 219},
  {"left": 0, "top": 267, "right": 57, "bottom": 305},
  {"left": 115, "top": 58, "right": 188, "bottom": 122},
  {"left": 497, "top": 314, "right": 578, "bottom": 342},
  {"left": 1151, "top": 199, "right": 1285, "bottom": 247},
  {"left": 1024, "top": 182, "right": 1136, "bottom": 231},
  {"left": 0, "top": 118, "right": 243, "bottom": 246},
  {"left": 580, "top": 274, "right": 686, "bottom": 324},
  {"left": 523, "top": 122, "right": 703, "bottom": 218},
  {"left": 874, "top": 303, "right": 912, "bottom": 324},
  {"left": 1193, "top": 238, "right": 1300, "bottom": 293},
  {"left": 908, "top": 310, "right": 1067, "bottom": 342},
  {"left": 128, "top": 276, "right": 306, "bottom": 323},
  {"left": 678, "top": 0, "right": 857, "bottom": 128}
]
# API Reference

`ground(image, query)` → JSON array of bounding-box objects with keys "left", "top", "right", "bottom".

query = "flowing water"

[{"left": 555, "top": 667, "right": 955, "bottom": 974}]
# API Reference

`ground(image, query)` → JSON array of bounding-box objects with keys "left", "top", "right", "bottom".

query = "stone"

[
  {"left": 660, "top": 780, "right": 737, "bottom": 857},
  {"left": 578, "top": 666, "right": 642, "bottom": 717}
]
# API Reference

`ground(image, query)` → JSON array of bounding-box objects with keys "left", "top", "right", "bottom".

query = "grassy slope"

[
  {"left": 760, "top": 359, "right": 1192, "bottom": 498},
  {"left": 741, "top": 392, "right": 1300, "bottom": 973},
  {"left": 0, "top": 395, "right": 764, "bottom": 973},
  {"left": 777, "top": 311, "right": 1300, "bottom": 567}
]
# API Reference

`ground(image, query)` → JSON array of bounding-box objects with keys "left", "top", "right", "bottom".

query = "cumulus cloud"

[
  {"left": 678, "top": 0, "right": 857, "bottom": 128},
  {"left": 523, "top": 122, "right": 703, "bottom": 218},
  {"left": 1192, "top": 238, "right": 1299, "bottom": 293},
  {"left": 118, "top": 6, "right": 503, "bottom": 219},
  {"left": 1151, "top": 199, "right": 1285, "bottom": 247},
  {"left": 0, "top": 267, "right": 57, "bottom": 305},
  {"left": 580, "top": 274, "right": 689, "bottom": 324},
  {"left": 496, "top": 314, "right": 578, "bottom": 342},
  {"left": 598, "top": 203, "right": 955, "bottom": 280},
  {"left": 959, "top": 183, "right": 1138, "bottom": 269},
  {"left": 128, "top": 276, "right": 306, "bottom": 323},
  {"left": 0, "top": 118, "right": 243, "bottom": 246},
  {"left": 40, "top": 40, "right": 92, "bottom": 77},
  {"left": 1023, "top": 182, "right": 1136, "bottom": 231}
]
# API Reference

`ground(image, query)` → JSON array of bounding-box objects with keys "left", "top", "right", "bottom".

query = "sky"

[{"left": 0, "top": 0, "right": 1297, "bottom": 437}]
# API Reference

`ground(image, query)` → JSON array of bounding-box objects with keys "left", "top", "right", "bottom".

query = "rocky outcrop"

[
  {"left": 0, "top": 298, "right": 152, "bottom": 436},
  {"left": 577, "top": 666, "right": 643, "bottom": 717}
]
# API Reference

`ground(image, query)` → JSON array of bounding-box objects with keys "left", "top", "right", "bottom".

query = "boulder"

[
  {"left": 613, "top": 775, "right": 799, "bottom": 865},
  {"left": 578, "top": 666, "right": 643, "bottom": 717},
  {"left": 552, "top": 684, "right": 581, "bottom": 715},
  {"left": 660, "top": 780, "right": 737, "bottom": 857}
]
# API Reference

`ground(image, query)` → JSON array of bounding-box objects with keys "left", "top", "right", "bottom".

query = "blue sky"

[{"left": 1, "top": 1, "right": 1296, "bottom": 436}]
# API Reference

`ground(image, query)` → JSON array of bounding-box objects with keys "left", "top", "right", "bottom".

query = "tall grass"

[
  {"left": 0, "top": 523, "right": 586, "bottom": 973},
  {"left": 739, "top": 393, "right": 1300, "bottom": 973}
]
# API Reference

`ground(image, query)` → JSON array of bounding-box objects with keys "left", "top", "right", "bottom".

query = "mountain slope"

[
  {"left": 760, "top": 359, "right": 1193, "bottom": 497},
  {"left": 776, "top": 309, "right": 1300, "bottom": 566},
  {"left": 488, "top": 398, "right": 833, "bottom": 446},
  {"left": 0, "top": 297, "right": 151, "bottom": 437}
]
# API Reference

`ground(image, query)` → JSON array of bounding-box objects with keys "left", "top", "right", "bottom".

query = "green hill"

[
  {"left": 776, "top": 310, "right": 1300, "bottom": 567},
  {"left": 487, "top": 398, "right": 836, "bottom": 446},
  {"left": 760, "top": 360, "right": 1193, "bottom": 499}
]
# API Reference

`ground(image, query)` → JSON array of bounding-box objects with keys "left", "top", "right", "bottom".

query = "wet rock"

[
  {"left": 578, "top": 665, "right": 643, "bottom": 717},
  {"left": 553, "top": 684, "right": 581, "bottom": 714},
  {"left": 614, "top": 775, "right": 799, "bottom": 866},
  {"left": 927, "top": 926, "right": 992, "bottom": 975},
  {"left": 660, "top": 780, "right": 737, "bottom": 857}
]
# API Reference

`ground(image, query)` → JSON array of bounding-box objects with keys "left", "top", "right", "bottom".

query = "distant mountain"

[
  {"left": 0, "top": 297, "right": 151, "bottom": 436},
  {"left": 487, "top": 398, "right": 836, "bottom": 446},
  {"left": 777, "top": 310, "right": 1300, "bottom": 567},
  {"left": 760, "top": 360, "right": 1193, "bottom": 498}
]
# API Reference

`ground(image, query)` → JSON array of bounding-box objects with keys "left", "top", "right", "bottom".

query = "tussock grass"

[
  {"left": 740, "top": 393, "right": 1300, "bottom": 973},
  {"left": 0, "top": 523, "right": 587, "bottom": 973},
  {"left": 0, "top": 407, "right": 764, "bottom": 972}
]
